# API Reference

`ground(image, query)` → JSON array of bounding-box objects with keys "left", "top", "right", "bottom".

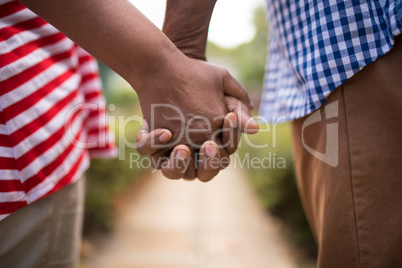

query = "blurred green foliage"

[{"left": 207, "top": 7, "right": 268, "bottom": 91}]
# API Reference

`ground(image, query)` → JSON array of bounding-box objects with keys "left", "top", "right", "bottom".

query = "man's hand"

[
  {"left": 137, "top": 97, "right": 258, "bottom": 182},
  {"left": 136, "top": 111, "right": 240, "bottom": 182},
  {"left": 135, "top": 51, "right": 257, "bottom": 179}
]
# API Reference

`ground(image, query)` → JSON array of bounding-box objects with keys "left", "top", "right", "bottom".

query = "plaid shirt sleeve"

[{"left": 260, "top": 0, "right": 402, "bottom": 122}]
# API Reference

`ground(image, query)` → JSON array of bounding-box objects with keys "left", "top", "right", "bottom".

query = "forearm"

[
  {"left": 19, "top": 0, "right": 180, "bottom": 92},
  {"left": 163, "top": 0, "right": 217, "bottom": 60}
]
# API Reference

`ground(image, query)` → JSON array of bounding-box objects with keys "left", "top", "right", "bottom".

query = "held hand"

[{"left": 135, "top": 51, "right": 257, "bottom": 180}]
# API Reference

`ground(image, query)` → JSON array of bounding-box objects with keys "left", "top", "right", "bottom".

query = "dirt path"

[{"left": 82, "top": 167, "right": 297, "bottom": 268}]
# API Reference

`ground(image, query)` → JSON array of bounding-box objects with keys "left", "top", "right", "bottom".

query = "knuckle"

[
  {"left": 240, "top": 89, "right": 248, "bottom": 100},
  {"left": 136, "top": 146, "right": 149, "bottom": 156},
  {"left": 162, "top": 169, "right": 182, "bottom": 180},
  {"left": 222, "top": 68, "right": 231, "bottom": 76},
  {"left": 189, "top": 118, "right": 209, "bottom": 131},
  {"left": 150, "top": 155, "right": 162, "bottom": 169},
  {"left": 226, "top": 147, "right": 237, "bottom": 156},
  {"left": 167, "top": 164, "right": 187, "bottom": 180},
  {"left": 136, "top": 130, "right": 148, "bottom": 144},
  {"left": 220, "top": 156, "right": 231, "bottom": 169},
  {"left": 198, "top": 170, "right": 219, "bottom": 182},
  {"left": 183, "top": 173, "right": 197, "bottom": 180}
]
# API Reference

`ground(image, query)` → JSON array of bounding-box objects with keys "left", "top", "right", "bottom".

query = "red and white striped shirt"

[{"left": 0, "top": 0, "right": 117, "bottom": 220}]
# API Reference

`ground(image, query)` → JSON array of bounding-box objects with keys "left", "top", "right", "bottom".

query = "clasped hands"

[
  {"left": 134, "top": 50, "right": 259, "bottom": 182},
  {"left": 17, "top": 0, "right": 256, "bottom": 181}
]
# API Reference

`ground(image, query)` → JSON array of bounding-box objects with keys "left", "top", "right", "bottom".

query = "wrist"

[
  {"left": 162, "top": 28, "right": 208, "bottom": 61},
  {"left": 163, "top": 0, "right": 216, "bottom": 61},
  {"left": 130, "top": 44, "right": 187, "bottom": 97},
  {"left": 128, "top": 39, "right": 183, "bottom": 92}
]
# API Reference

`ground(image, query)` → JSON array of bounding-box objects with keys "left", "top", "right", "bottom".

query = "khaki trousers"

[
  {"left": 0, "top": 177, "right": 85, "bottom": 268},
  {"left": 291, "top": 35, "right": 402, "bottom": 268}
]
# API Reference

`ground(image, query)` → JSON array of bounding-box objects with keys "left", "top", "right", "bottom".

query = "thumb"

[
  {"left": 222, "top": 70, "right": 254, "bottom": 110},
  {"left": 225, "top": 96, "right": 259, "bottom": 134}
]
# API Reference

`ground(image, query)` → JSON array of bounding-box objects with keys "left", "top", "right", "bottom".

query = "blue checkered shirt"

[{"left": 260, "top": 0, "right": 402, "bottom": 121}]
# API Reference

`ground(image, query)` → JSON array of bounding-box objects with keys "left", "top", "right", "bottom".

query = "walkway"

[{"left": 82, "top": 166, "right": 297, "bottom": 268}]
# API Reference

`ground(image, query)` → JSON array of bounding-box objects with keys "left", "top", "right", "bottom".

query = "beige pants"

[
  {"left": 291, "top": 35, "right": 402, "bottom": 267},
  {"left": 0, "top": 177, "right": 85, "bottom": 268}
]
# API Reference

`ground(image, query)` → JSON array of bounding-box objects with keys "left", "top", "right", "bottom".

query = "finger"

[
  {"left": 197, "top": 141, "right": 221, "bottom": 182},
  {"left": 222, "top": 70, "right": 254, "bottom": 109},
  {"left": 136, "top": 128, "right": 172, "bottom": 156},
  {"left": 216, "top": 139, "right": 231, "bottom": 169},
  {"left": 183, "top": 148, "right": 198, "bottom": 180},
  {"left": 243, "top": 117, "right": 259, "bottom": 135},
  {"left": 221, "top": 112, "right": 240, "bottom": 155},
  {"left": 161, "top": 145, "right": 191, "bottom": 180},
  {"left": 150, "top": 151, "right": 170, "bottom": 170},
  {"left": 225, "top": 96, "right": 259, "bottom": 134}
]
